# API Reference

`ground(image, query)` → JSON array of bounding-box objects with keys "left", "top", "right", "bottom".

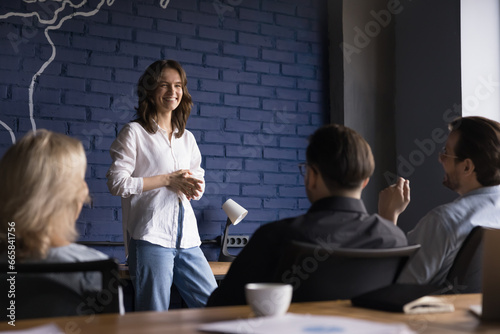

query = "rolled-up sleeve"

[{"left": 106, "top": 125, "right": 144, "bottom": 198}]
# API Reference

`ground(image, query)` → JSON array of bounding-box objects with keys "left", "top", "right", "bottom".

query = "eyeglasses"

[
  {"left": 298, "top": 163, "right": 307, "bottom": 177},
  {"left": 439, "top": 146, "right": 459, "bottom": 160}
]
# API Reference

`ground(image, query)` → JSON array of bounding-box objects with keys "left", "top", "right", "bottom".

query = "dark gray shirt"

[{"left": 207, "top": 196, "right": 407, "bottom": 306}]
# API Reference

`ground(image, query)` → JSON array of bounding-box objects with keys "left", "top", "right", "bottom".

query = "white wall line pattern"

[
  {"left": 0, "top": 121, "right": 15, "bottom": 144},
  {"left": 0, "top": 0, "right": 170, "bottom": 143}
]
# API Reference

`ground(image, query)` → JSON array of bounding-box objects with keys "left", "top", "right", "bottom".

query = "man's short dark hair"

[
  {"left": 449, "top": 116, "right": 500, "bottom": 186},
  {"left": 306, "top": 124, "right": 375, "bottom": 190}
]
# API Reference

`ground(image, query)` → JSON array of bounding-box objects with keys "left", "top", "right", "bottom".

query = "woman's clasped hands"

[{"left": 166, "top": 169, "right": 203, "bottom": 200}]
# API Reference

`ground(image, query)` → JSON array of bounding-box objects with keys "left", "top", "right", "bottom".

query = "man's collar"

[
  {"left": 307, "top": 196, "right": 368, "bottom": 214},
  {"left": 459, "top": 185, "right": 500, "bottom": 198}
]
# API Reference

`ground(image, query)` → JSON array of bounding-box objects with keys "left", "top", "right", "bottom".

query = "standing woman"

[{"left": 107, "top": 60, "right": 217, "bottom": 311}]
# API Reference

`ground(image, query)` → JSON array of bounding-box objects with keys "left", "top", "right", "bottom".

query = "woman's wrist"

[{"left": 164, "top": 173, "right": 171, "bottom": 187}]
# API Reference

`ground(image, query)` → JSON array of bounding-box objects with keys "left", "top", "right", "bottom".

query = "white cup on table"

[{"left": 245, "top": 283, "right": 293, "bottom": 317}]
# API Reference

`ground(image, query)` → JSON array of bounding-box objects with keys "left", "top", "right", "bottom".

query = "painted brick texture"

[{"left": 0, "top": 0, "right": 327, "bottom": 261}]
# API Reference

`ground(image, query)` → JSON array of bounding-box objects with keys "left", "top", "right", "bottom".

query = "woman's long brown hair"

[{"left": 135, "top": 59, "right": 193, "bottom": 138}]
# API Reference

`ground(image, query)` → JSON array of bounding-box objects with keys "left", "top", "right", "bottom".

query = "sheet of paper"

[
  {"left": 199, "top": 313, "right": 416, "bottom": 334},
  {"left": 0, "top": 323, "right": 63, "bottom": 334}
]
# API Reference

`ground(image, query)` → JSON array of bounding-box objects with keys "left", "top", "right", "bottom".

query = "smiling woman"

[
  {"left": 106, "top": 60, "right": 217, "bottom": 312},
  {"left": 154, "top": 68, "right": 183, "bottom": 123},
  {"left": 135, "top": 60, "right": 193, "bottom": 138}
]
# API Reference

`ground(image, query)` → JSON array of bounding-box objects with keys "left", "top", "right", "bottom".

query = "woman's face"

[
  {"left": 153, "top": 67, "right": 183, "bottom": 113},
  {"left": 74, "top": 178, "right": 89, "bottom": 220},
  {"left": 73, "top": 155, "right": 90, "bottom": 221}
]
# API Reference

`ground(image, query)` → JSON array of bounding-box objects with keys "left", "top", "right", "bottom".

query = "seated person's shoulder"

[
  {"left": 44, "top": 243, "right": 109, "bottom": 263},
  {"left": 250, "top": 217, "right": 299, "bottom": 242},
  {"left": 418, "top": 202, "right": 461, "bottom": 229},
  {"left": 352, "top": 214, "right": 407, "bottom": 248},
  {"left": 381, "top": 223, "right": 408, "bottom": 246}
]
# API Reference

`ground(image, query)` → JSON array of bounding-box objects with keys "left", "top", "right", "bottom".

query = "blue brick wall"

[{"left": 0, "top": 0, "right": 328, "bottom": 262}]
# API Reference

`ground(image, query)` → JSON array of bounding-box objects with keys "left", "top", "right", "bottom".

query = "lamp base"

[
  {"left": 218, "top": 218, "right": 237, "bottom": 262},
  {"left": 218, "top": 252, "right": 236, "bottom": 262}
]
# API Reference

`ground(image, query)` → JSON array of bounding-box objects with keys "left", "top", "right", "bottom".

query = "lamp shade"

[{"left": 222, "top": 199, "right": 248, "bottom": 225}]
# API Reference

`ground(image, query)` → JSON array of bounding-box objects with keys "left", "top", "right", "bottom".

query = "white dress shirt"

[{"left": 106, "top": 122, "right": 205, "bottom": 250}]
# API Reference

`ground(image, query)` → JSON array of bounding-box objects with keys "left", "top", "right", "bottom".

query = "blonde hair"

[{"left": 0, "top": 130, "right": 88, "bottom": 260}]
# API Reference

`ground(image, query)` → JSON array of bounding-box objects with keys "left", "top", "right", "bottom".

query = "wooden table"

[
  {"left": 1, "top": 294, "right": 499, "bottom": 333},
  {"left": 119, "top": 261, "right": 231, "bottom": 281},
  {"left": 208, "top": 262, "right": 232, "bottom": 280}
]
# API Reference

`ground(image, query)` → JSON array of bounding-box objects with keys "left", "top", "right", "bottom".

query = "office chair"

[
  {"left": 0, "top": 258, "right": 122, "bottom": 320},
  {"left": 443, "top": 226, "right": 485, "bottom": 294},
  {"left": 275, "top": 241, "right": 421, "bottom": 302}
]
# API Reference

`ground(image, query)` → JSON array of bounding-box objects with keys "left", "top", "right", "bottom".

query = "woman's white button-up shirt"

[{"left": 106, "top": 122, "right": 205, "bottom": 250}]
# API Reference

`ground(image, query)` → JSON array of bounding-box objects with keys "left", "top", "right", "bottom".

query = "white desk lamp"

[{"left": 219, "top": 199, "right": 248, "bottom": 262}]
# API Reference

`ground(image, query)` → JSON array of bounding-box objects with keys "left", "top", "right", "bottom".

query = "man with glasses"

[
  {"left": 207, "top": 124, "right": 407, "bottom": 306},
  {"left": 379, "top": 116, "right": 500, "bottom": 286}
]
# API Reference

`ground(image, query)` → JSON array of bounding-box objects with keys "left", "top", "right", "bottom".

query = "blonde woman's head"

[{"left": 0, "top": 130, "right": 89, "bottom": 260}]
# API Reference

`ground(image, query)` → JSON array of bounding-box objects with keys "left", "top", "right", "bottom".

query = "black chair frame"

[
  {"left": 443, "top": 226, "right": 485, "bottom": 294},
  {"left": 0, "top": 258, "right": 122, "bottom": 320},
  {"left": 276, "top": 241, "right": 421, "bottom": 303}
]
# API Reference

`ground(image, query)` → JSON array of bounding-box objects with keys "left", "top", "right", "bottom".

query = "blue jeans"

[{"left": 128, "top": 203, "right": 217, "bottom": 311}]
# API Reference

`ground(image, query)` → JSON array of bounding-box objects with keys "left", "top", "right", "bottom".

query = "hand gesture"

[
  {"left": 378, "top": 177, "right": 410, "bottom": 224},
  {"left": 166, "top": 169, "right": 203, "bottom": 200}
]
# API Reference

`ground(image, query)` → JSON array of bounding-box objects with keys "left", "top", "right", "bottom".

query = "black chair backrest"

[
  {"left": 444, "top": 226, "right": 484, "bottom": 294},
  {"left": 275, "top": 241, "right": 421, "bottom": 302},
  {"left": 0, "top": 258, "right": 121, "bottom": 321}
]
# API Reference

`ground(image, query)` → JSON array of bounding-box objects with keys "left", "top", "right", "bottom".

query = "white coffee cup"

[{"left": 245, "top": 283, "right": 293, "bottom": 317}]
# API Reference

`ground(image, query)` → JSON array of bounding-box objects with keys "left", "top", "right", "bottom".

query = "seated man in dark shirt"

[{"left": 206, "top": 123, "right": 408, "bottom": 307}]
